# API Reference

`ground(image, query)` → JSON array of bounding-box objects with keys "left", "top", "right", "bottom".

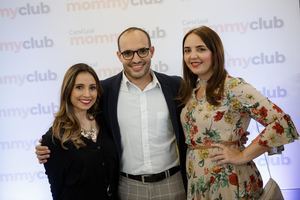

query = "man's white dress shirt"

[{"left": 117, "top": 71, "right": 179, "bottom": 175}]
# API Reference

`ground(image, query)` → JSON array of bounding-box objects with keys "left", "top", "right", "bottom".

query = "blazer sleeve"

[{"left": 41, "top": 129, "right": 66, "bottom": 200}]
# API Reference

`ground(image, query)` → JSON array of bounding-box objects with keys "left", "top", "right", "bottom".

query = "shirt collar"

[{"left": 121, "top": 70, "right": 161, "bottom": 91}]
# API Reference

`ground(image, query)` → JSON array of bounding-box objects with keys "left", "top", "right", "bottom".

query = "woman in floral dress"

[{"left": 178, "top": 26, "right": 299, "bottom": 200}]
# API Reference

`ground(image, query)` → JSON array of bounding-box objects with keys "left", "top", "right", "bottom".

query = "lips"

[
  {"left": 191, "top": 61, "right": 202, "bottom": 68},
  {"left": 80, "top": 99, "right": 93, "bottom": 105},
  {"left": 131, "top": 64, "right": 143, "bottom": 72}
]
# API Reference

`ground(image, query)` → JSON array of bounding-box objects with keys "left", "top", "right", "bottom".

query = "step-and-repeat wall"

[{"left": 1, "top": 0, "right": 299, "bottom": 199}]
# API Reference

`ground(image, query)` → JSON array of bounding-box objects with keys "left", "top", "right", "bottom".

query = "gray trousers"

[{"left": 118, "top": 171, "right": 186, "bottom": 200}]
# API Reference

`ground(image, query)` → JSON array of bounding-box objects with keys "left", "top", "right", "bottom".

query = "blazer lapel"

[{"left": 106, "top": 72, "right": 123, "bottom": 157}]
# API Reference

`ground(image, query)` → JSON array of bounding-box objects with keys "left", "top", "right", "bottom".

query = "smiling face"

[
  {"left": 70, "top": 72, "right": 97, "bottom": 114},
  {"left": 183, "top": 33, "right": 213, "bottom": 80},
  {"left": 117, "top": 29, "right": 154, "bottom": 83}
]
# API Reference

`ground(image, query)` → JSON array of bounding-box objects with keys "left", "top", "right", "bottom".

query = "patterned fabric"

[
  {"left": 180, "top": 75, "right": 299, "bottom": 200},
  {"left": 118, "top": 172, "right": 186, "bottom": 200}
]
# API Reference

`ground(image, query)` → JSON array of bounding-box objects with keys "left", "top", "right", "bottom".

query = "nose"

[
  {"left": 190, "top": 50, "right": 198, "bottom": 58},
  {"left": 83, "top": 88, "right": 91, "bottom": 97},
  {"left": 131, "top": 51, "right": 142, "bottom": 62}
]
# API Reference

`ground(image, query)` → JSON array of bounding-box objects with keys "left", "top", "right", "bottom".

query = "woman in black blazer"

[{"left": 41, "top": 63, "right": 119, "bottom": 200}]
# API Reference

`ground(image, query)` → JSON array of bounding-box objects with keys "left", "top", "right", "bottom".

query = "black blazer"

[
  {"left": 100, "top": 71, "right": 187, "bottom": 189},
  {"left": 42, "top": 115, "right": 119, "bottom": 200}
]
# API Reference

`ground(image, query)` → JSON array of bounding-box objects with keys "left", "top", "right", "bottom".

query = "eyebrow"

[
  {"left": 74, "top": 83, "right": 96, "bottom": 86},
  {"left": 184, "top": 45, "right": 206, "bottom": 48},
  {"left": 121, "top": 47, "right": 149, "bottom": 51}
]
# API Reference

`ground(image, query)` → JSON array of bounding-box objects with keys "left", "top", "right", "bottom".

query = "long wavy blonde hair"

[{"left": 52, "top": 63, "right": 102, "bottom": 149}]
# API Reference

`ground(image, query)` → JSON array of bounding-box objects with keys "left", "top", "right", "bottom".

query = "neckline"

[
  {"left": 81, "top": 127, "right": 98, "bottom": 143},
  {"left": 197, "top": 79, "right": 207, "bottom": 87},
  {"left": 193, "top": 88, "right": 206, "bottom": 102}
]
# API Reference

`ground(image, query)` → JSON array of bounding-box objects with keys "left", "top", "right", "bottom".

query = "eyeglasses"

[{"left": 120, "top": 48, "right": 150, "bottom": 60}]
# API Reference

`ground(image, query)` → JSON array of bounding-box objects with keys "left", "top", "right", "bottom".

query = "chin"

[{"left": 80, "top": 105, "right": 93, "bottom": 111}]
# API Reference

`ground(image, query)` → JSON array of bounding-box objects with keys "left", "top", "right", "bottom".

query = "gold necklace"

[{"left": 80, "top": 128, "right": 97, "bottom": 142}]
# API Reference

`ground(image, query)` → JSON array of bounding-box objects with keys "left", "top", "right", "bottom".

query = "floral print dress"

[{"left": 180, "top": 75, "right": 299, "bottom": 200}]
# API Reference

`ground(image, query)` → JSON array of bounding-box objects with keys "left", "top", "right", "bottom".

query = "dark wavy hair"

[
  {"left": 178, "top": 26, "right": 227, "bottom": 106},
  {"left": 52, "top": 63, "right": 102, "bottom": 149}
]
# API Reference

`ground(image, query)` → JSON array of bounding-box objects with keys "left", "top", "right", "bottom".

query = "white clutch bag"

[{"left": 259, "top": 177, "right": 284, "bottom": 200}]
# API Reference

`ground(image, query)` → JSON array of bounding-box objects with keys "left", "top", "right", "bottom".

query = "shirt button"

[{"left": 97, "top": 146, "right": 101, "bottom": 150}]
